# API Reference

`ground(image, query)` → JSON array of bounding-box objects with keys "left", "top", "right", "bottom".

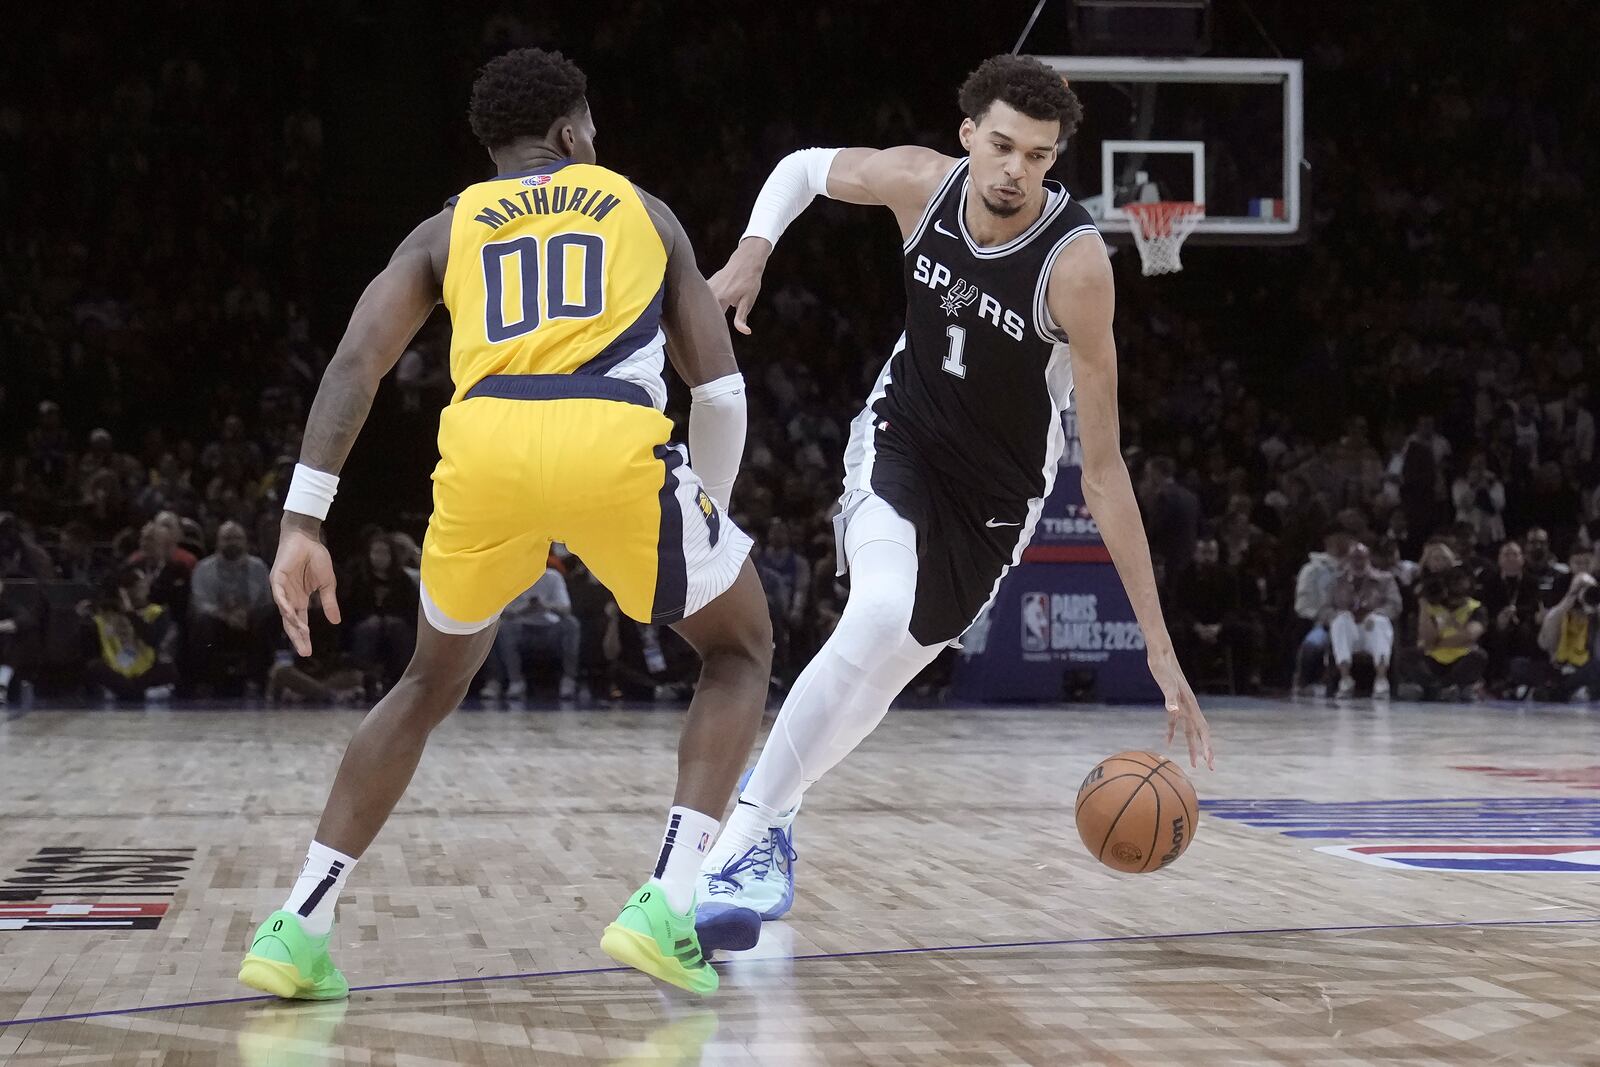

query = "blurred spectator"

[
  {"left": 1452, "top": 453, "right": 1505, "bottom": 546},
  {"left": 0, "top": 576, "right": 37, "bottom": 706},
  {"left": 53, "top": 520, "right": 109, "bottom": 585},
  {"left": 3, "top": 6, "right": 1600, "bottom": 706},
  {"left": 1372, "top": 537, "right": 1418, "bottom": 591},
  {"left": 1512, "top": 551, "right": 1600, "bottom": 702},
  {"left": 201, "top": 415, "right": 265, "bottom": 483},
  {"left": 1559, "top": 384, "right": 1595, "bottom": 464},
  {"left": 1291, "top": 528, "right": 1353, "bottom": 695},
  {"left": 189, "top": 520, "right": 275, "bottom": 695},
  {"left": 81, "top": 566, "right": 178, "bottom": 702},
  {"left": 1329, "top": 542, "right": 1402, "bottom": 699},
  {"left": 341, "top": 532, "right": 418, "bottom": 693},
  {"left": 1167, "top": 537, "right": 1262, "bottom": 693},
  {"left": 266, "top": 605, "right": 364, "bottom": 705},
  {"left": 755, "top": 518, "right": 810, "bottom": 683},
  {"left": 1393, "top": 416, "right": 1451, "bottom": 553},
  {"left": 562, "top": 555, "right": 618, "bottom": 695},
  {"left": 127, "top": 520, "right": 192, "bottom": 620},
  {"left": 1448, "top": 520, "right": 1495, "bottom": 590},
  {"left": 1482, "top": 539, "right": 1544, "bottom": 688},
  {"left": 1523, "top": 461, "right": 1580, "bottom": 547},
  {"left": 0, "top": 514, "right": 53, "bottom": 580},
  {"left": 153, "top": 511, "right": 200, "bottom": 571},
  {"left": 1140, "top": 456, "right": 1200, "bottom": 577},
  {"left": 391, "top": 532, "right": 422, "bottom": 585},
  {"left": 1522, "top": 527, "right": 1571, "bottom": 607},
  {"left": 1397, "top": 556, "right": 1488, "bottom": 701},
  {"left": 481, "top": 564, "right": 580, "bottom": 701}
]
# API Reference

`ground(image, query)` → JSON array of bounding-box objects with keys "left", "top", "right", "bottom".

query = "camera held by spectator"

[
  {"left": 1505, "top": 552, "right": 1600, "bottom": 702},
  {"left": 1396, "top": 552, "right": 1488, "bottom": 701},
  {"left": 80, "top": 565, "right": 180, "bottom": 703}
]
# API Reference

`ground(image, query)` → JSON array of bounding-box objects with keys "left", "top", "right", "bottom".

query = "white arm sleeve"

[
  {"left": 742, "top": 148, "right": 842, "bottom": 247},
  {"left": 688, "top": 373, "right": 747, "bottom": 510}
]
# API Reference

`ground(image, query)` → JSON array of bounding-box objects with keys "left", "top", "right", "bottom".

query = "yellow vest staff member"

[
  {"left": 1533, "top": 553, "right": 1600, "bottom": 702},
  {"left": 240, "top": 48, "right": 770, "bottom": 1003},
  {"left": 1398, "top": 559, "right": 1488, "bottom": 701}
]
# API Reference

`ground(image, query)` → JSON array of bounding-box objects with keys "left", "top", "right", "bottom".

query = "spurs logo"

[{"left": 940, "top": 278, "right": 980, "bottom": 317}]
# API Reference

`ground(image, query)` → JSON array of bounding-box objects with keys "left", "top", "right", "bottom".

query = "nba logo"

[
  {"left": 522, "top": 174, "right": 553, "bottom": 187},
  {"left": 696, "top": 831, "right": 712, "bottom": 853},
  {"left": 1021, "top": 593, "right": 1049, "bottom": 652}
]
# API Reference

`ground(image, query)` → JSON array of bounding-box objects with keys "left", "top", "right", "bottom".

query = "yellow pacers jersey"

[{"left": 441, "top": 161, "right": 668, "bottom": 404}]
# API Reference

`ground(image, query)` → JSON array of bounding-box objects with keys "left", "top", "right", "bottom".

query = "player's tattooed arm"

[
  {"left": 709, "top": 145, "right": 956, "bottom": 335},
  {"left": 291, "top": 208, "right": 448, "bottom": 523},
  {"left": 1048, "top": 239, "right": 1214, "bottom": 769},
  {"left": 273, "top": 209, "right": 446, "bottom": 653}
]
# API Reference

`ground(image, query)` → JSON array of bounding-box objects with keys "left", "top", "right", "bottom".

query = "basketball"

[{"left": 1075, "top": 751, "right": 1198, "bottom": 873}]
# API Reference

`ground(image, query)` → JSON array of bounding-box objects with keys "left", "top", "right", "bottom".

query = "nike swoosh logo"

[
  {"left": 986, "top": 518, "right": 1022, "bottom": 528},
  {"left": 933, "top": 219, "right": 958, "bottom": 238}
]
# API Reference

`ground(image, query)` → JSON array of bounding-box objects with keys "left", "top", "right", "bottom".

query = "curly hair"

[
  {"left": 468, "top": 48, "right": 588, "bottom": 151},
  {"left": 958, "top": 54, "right": 1082, "bottom": 140}
]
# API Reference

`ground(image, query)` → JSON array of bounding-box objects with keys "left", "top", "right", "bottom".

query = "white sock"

[
  {"left": 700, "top": 795, "right": 783, "bottom": 874},
  {"left": 648, "top": 806, "right": 719, "bottom": 914},
  {"left": 283, "top": 841, "right": 358, "bottom": 937},
  {"left": 0, "top": 665, "right": 13, "bottom": 690}
]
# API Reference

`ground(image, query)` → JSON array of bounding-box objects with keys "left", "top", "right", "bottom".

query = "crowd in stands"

[{"left": 2, "top": 6, "right": 1597, "bottom": 706}]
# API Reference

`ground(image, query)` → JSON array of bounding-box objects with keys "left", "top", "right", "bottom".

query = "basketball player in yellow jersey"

[{"left": 237, "top": 49, "right": 767, "bottom": 998}]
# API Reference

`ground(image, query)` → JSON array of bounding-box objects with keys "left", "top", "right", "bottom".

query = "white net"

[{"left": 1124, "top": 201, "right": 1205, "bottom": 276}]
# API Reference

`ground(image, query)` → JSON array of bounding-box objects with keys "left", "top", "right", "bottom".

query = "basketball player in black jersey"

[{"left": 691, "top": 55, "right": 1214, "bottom": 951}]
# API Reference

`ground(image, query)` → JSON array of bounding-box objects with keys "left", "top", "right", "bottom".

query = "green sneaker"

[
  {"left": 600, "top": 884, "right": 718, "bottom": 995},
  {"left": 238, "top": 910, "right": 349, "bottom": 1000}
]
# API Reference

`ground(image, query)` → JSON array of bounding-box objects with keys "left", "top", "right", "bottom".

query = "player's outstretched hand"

[
  {"left": 707, "top": 237, "right": 773, "bottom": 336},
  {"left": 270, "top": 519, "right": 341, "bottom": 657},
  {"left": 1149, "top": 651, "right": 1215, "bottom": 770}
]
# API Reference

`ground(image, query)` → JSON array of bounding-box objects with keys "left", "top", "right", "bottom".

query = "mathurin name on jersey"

[{"left": 471, "top": 184, "right": 624, "bottom": 230}]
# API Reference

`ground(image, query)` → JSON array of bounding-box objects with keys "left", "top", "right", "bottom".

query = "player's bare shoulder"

[
  {"left": 1045, "top": 226, "right": 1114, "bottom": 325},
  {"left": 398, "top": 205, "right": 454, "bottom": 287},
  {"left": 826, "top": 145, "right": 961, "bottom": 237}
]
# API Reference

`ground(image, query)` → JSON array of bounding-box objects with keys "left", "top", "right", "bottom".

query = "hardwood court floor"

[{"left": 2, "top": 698, "right": 1598, "bottom": 1065}]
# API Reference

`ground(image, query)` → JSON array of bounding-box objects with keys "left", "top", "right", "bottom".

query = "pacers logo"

[{"left": 695, "top": 489, "right": 721, "bottom": 547}]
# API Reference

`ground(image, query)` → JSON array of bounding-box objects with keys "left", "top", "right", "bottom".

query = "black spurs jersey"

[{"left": 872, "top": 158, "right": 1100, "bottom": 501}]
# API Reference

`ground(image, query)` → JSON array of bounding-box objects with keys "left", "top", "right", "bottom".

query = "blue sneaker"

[{"left": 694, "top": 772, "right": 799, "bottom": 954}]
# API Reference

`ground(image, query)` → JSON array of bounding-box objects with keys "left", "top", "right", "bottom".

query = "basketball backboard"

[{"left": 1033, "top": 55, "right": 1306, "bottom": 244}]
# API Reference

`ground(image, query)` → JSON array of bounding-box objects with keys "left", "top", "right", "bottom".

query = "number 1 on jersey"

[{"left": 942, "top": 324, "right": 968, "bottom": 379}]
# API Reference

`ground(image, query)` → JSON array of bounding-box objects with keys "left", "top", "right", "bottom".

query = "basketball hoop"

[{"left": 1123, "top": 201, "right": 1205, "bottom": 276}]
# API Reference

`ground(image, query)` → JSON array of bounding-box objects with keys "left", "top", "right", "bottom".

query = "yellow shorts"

[{"left": 420, "top": 375, "right": 752, "bottom": 632}]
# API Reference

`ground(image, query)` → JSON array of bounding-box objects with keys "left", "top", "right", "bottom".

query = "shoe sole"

[
  {"left": 600, "top": 923, "right": 718, "bottom": 995},
  {"left": 238, "top": 955, "right": 349, "bottom": 1000},
  {"left": 696, "top": 905, "right": 762, "bottom": 952}
]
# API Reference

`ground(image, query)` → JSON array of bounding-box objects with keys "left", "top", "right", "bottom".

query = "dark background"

[{"left": 3, "top": 0, "right": 1598, "bottom": 697}]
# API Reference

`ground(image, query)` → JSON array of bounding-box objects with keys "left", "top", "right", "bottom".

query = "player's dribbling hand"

[
  {"left": 270, "top": 519, "right": 341, "bottom": 657},
  {"left": 1150, "top": 651, "right": 1215, "bottom": 770},
  {"left": 707, "top": 237, "right": 773, "bottom": 336}
]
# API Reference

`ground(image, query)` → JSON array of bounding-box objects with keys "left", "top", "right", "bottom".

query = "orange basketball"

[{"left": 1074, "top": 751, "right": 1198, "bottom": 873}]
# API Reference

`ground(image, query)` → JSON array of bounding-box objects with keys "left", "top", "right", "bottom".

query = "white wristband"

[
  {"left": 284, "top": 463, "right": 339, "bottom": 521},
  {"left": 741, "top": 147, "right": 841, "bottom": 248}
]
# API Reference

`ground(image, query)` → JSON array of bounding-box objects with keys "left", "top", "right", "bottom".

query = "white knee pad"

[{"left": 831, "top": 553, "right": 916, "bottom": 670}]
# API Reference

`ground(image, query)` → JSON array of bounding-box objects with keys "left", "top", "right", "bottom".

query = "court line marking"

[{"left": 3, "top": 914, "right": 1597, "bottom": 1030}]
